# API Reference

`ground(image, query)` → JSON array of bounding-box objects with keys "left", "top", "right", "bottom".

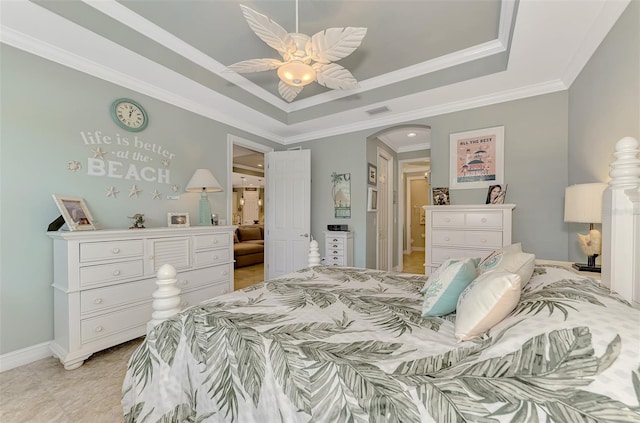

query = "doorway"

[{"left": 227, "top": 135, "right": 273, "bottom": 290}]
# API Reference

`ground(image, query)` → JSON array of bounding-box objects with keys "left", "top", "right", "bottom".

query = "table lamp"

[
  {"left": 564, "top": 182, "right": 608, "bottom": 272},
  {"left": 186, "top": 169, "right": 223, "bottom": 226}
]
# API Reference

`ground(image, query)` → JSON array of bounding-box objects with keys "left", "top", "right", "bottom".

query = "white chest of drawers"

[
  {"left": 47, "top": 226, "right": 235, "bottom": 369},
  {"left": 424, "top": 204, "right": 515, "bottom": 275},
  {"left": 324, "top": 231, "right": 354, "bottom": 266}
]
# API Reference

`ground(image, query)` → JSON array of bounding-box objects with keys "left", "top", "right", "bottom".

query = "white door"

[
  {"left": 377, "top": 150, "right": 392, "bottom": 270},
  {"left": 265, "top": 150, "right": 311, "bottom": 279}
]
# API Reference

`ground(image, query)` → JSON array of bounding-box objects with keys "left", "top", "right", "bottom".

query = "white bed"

[{"left": 122, "top": 137, "right": 640, "bottom": 422}]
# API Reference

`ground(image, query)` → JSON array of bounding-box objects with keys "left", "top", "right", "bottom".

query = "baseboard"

[{"left": 0, "top": 341, "right": 52, "bottom": 372}]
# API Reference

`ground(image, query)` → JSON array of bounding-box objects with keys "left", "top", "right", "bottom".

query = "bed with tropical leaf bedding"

[{"left": 122, "top": 262, "right": 640, "bottom": 422}]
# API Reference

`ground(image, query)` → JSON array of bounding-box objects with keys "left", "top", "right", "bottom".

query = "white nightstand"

[{"left": 535, "top": 259, "right": 602, "bottom": 279}]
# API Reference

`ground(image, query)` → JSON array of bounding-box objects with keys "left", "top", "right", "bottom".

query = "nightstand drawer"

[
  {"left": 194, "top": 248, "right": 231, "bottom": 267},
  {"left": 326, "top": 255, "right": 346, "bottom": 265},
  {"left": 326, "top": 237, "right": 345, "bottom": 247},
  {"left": 80, "top": 278, "right": 154, "bottom": 314},
  {"left": 80, "top": 240, "right": 143, "bottom": 262},
  {"left": 465, "top": 212, "right": 502, "bottom": 228},
  {"left": 80, "top": 260, "right": 144, "bottom": 288},
  {"left": 194, "top": 233, "right": 231, "bottom": 250}
]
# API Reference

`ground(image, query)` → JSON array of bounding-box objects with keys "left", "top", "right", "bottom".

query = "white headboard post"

[{"left": 601, "top": 137, "right": 640, "bottom": 305}]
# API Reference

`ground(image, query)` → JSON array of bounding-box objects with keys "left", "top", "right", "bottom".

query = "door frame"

[{"left": 397, "top": 157, "right": 430, "bottom": 273}]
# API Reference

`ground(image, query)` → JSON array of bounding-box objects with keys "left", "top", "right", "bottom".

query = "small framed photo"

[
  {"left": 367, "top": 187, "right": 378, "bottom": 212},
  {"left": 485, "top": 184, "right": 508, "bottom": 204},
  {"left": 52, "top": 195, "right": 95, "bottom": 231},
  {"left": 368, "top": 163, "right": 377, "bottom": 186},
  {"left": 432, "top": 187, "right": 450, "bottom": 205},
  {"left": 168, "top": 212, "right": 190, "bottom": 227}
]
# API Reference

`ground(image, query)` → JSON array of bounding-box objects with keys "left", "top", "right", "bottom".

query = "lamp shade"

[
  {"left": 564, "top": 183, "right": 608, "bottom": 223},
  {"left": 185, "top": 169, "right": 223, "bottom": 193}
]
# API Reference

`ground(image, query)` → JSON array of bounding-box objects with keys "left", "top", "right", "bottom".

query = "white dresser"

[
  {"left": 47, "top": 226, "right": 235, "bottom": 370},
  {"left": 324, "top": 231, "right": 354, "bottom": 266},
  {"left": 424, "top": 204, "right": 515, "bottom": 275}
]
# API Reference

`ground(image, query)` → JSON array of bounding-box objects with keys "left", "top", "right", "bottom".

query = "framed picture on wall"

[
  {"left": 449, "top": 126, "right": 504, "bottom": 189},
  {"left": 52, "top": 195, "right": 95, "bottom": 231},
  {"left": 367, "top": 187, "right": 378, "bottom": 212},
  {"left": 368, "top": 163, "right": 377, "bottom": 186}
]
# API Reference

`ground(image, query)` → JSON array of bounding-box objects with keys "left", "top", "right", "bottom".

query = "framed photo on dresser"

[{"left": 52, "top": 195, "right": 95, "bottom": 231}]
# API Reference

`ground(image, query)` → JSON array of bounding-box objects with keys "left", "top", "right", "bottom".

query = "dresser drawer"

[
  {"left": 80, "top": 260, "right": 144, "bottom": 288},
  {"left": 81, "top": 302, "right": 151, "bottom": 343},
  {"left": 180, "top": 282, "right": 232, "bottom": 309},
  {"left": 80, "top": 240, "right": 143, "bottom": 262},
  {"left": 326, "top": 236, "right": 345, "bottom": 246},
  {"left": 431, "top": 230, "right": 465, "bottom": 245},
  {"left": 465, "top": 231, "right": 503, "bottom": 248},
  {"left": 194, "top": 233, "right": 231, "bottom": 250},
  {"left": 326, "top": 255, "right": 346, "bottom": 265},
  {"left": 432, "top": 212, "right": 465, "bottom": 227},
  {"left": 465, "top": 212, "right": 502, "bottom": 228},
  {"left": 430, "top": 247, "right": 491, "bottom": 265},
  {"left": 176, "top": 263, "right": 232, "bottom": 291},
  {"left": 80, "top": 278, "right": 154, "bottom": 314},
  {"left": 325, "top": 244, "right": 345, "bottom": 255},
  {"left": 194, "top": 248, "right": 231, "bottom": 267}
]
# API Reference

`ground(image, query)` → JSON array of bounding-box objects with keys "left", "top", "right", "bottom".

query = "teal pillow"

[{"left": 421, "top": 258, "right": 479, "bottom": 317}]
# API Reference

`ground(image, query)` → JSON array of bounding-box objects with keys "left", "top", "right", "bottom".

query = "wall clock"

[{"left": 110, "top": 98, "right": 148, "bottom": 132}]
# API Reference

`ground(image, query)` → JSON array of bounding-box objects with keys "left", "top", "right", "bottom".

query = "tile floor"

[{"left": 0, "top": 254, "right": 425, "bottom": 422}]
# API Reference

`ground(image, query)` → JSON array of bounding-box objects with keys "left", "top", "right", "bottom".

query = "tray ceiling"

[{"left": 0, "top": 0, "right": 630, "bottom": 149}]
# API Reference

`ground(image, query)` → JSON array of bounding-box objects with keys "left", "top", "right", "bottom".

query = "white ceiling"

[{"left": 0, "top": 0, "right": 630, "bottom": 151}]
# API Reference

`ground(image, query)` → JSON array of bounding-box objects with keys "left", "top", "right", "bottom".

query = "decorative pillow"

[
  {"left": 478, "top": 243, "right": 535, "bottom": 286},
  {"left": 454, "top": 270, "right": 522, "bottom": 341},
  {"left": 237, "top": 227, "right": 262, "bottom": 242},
  {"left": 421, "top": 258, "right": 479, "bottom": 317}
]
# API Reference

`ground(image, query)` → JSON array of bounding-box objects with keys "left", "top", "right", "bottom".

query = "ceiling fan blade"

[
  {"left": 311, "top": 27, "right": 367, "bottom": 63},
  {"left": 228, "top": 58, "right": 283, "bottom": 73},
  {"left": 240, "top": 5, "right": 295, "bottom": 56},
  {"left": 278, "top": 81, "right": 303, "bottom": 102},
  {"left": 313, "top": 63, "right": 358, "bottom": 90}
]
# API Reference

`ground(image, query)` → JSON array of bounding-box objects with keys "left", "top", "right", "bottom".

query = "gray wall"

[
  {"left": 567, "top": 0, "right": 640, "bottom": 262},
  {"left": 0, "top": 45, "right": 279, "bottom": 354}
]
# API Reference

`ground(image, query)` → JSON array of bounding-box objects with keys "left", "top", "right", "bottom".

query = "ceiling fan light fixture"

[{"left": 278, "top": 61, "right": 317, "bottom": 87}]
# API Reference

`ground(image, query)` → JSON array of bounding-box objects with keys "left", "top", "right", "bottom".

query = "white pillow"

[
  {"left": 421, "top": 258, "right": 478, "bottom": 317},
  {"left": 478, "top": 243, "right": 535, "bottom": 286},
  {"left": 455, "top": 270, "right": 521, "bottom": 341}
]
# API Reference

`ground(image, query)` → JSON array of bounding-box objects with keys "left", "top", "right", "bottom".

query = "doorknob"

[{"left": 300, "top": 233, "right": 309, "bottom": 237}]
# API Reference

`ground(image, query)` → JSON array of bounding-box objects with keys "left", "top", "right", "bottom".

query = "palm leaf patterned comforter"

[{"left": 122, "top": 265, "right": 640, "bottom": 422}]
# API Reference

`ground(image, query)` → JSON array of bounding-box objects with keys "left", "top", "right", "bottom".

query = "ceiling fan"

[{"left": 228, "top": 2, "right": 367, "bottom": 102}]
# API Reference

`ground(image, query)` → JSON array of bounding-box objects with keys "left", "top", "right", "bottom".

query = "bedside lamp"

[
  {"left": 186, "top": 169, "right": 223, "bottom": 226},
  {"left": 564, "top": 183, "right": 608, "bottom": 272}
]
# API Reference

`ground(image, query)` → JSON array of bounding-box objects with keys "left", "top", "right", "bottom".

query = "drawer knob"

[
  {"left": 111, "top": 248, "right": 120, "bottom": 254},
  {"left": 222, "top": 271, "right": 228, "bottom": 276},
  {"left": 181, "top": 280, "right": 189, "bottom": 286},
  {"left": 112, "top": 270, "right": 121, "bottom": 276},
  {"left": 213, "top": 240, "right": 219, "bottom": 244},
  {"left": 180, "top": 301, "right": 188, "bottom": 307},
  {"left": 481, "top": 239, "right": 487, "bottom": 243},
  {"left": 481, "top": 218, "right": 487, "bottom": 223},
  {"left": 332, "top": 244, "right": 338, "bottom": 248},
  {"left": 444, "top": 237, "right": 450, "bottom": 241},
  {"left": 445, "top": 218, "right": 451, "bottom": 222},
  {"left": 332, "top": 239, "right": 338, "bottom": 242},
  {"left": 94, "top": 298, "right": 103, "bottom": 304},
  {"left": 94, "top": 326, "right": 104, "bottom": 333},
  {"left": 213, "top": 255, "right": 219, "bottom": 260}
]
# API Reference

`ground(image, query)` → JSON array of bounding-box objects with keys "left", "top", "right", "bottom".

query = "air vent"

[{"left": 365, "top": 106, "right": 390, "bottom": 116}]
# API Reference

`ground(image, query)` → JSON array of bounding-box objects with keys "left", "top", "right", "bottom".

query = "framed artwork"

[
  {"left": 485, "top": 184, "right": 508, "bottom": 204},
  {"left": 432, "top": 187, "right": 450, "bottom": 205},
  {"left": 367, "top": 187, "right": 378, "bottom": 212},
  {"left": 168, "top": 212, "right": 190, "bottom": 227},
  {"left": 449, "top": 126, "right": 504, "bottom": 189},
  {"left": 331, "top": 172, "right": 351, "bottom": 218},
  {"left": 368, "top": 163, "right": 377, "bottom": 186},
  {"left": 52, "top": 195, "right": 95, "bottom": 231}
]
